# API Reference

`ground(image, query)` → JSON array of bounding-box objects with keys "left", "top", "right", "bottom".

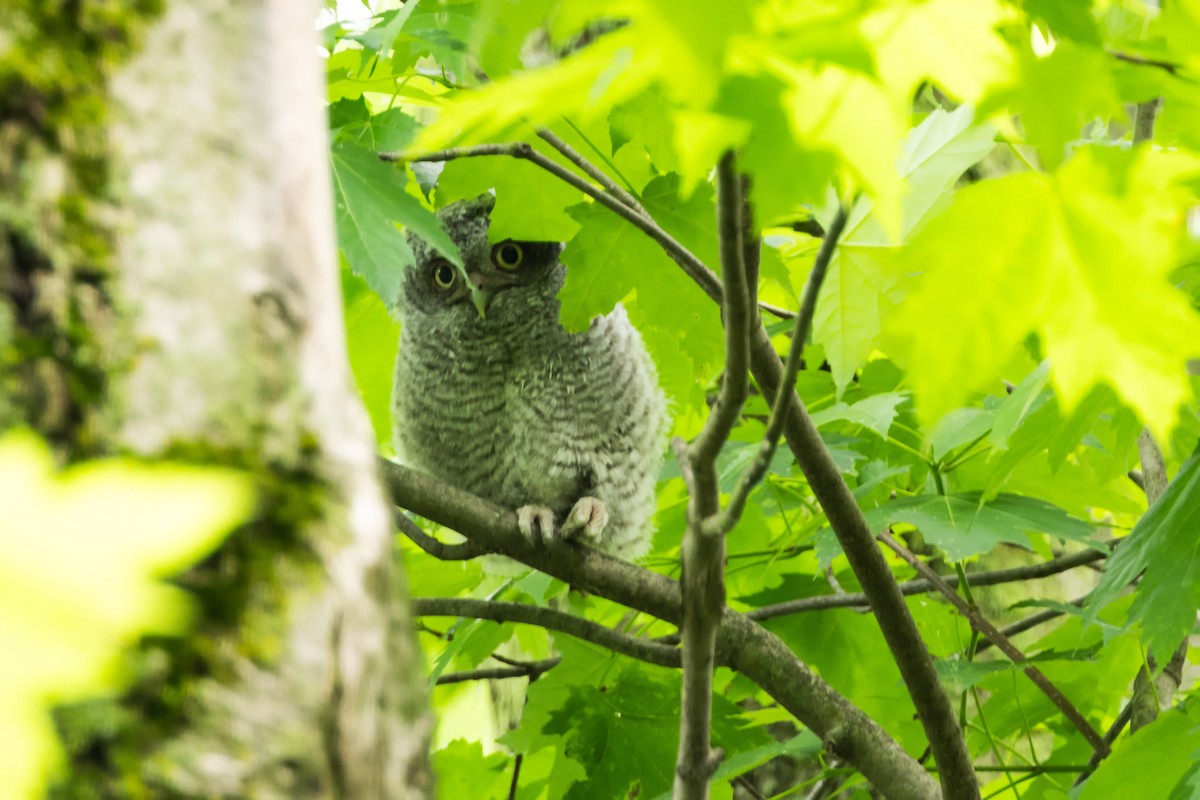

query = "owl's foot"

[
  {"left": 560, "top": 496, "right": 608, "bottom": 543},
  {"left": 517, "top": 505, "right": 557, "bottom": 546}
]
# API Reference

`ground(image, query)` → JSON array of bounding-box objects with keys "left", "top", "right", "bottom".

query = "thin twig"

[
  {"left": 382, "top": 143, "right": 725, "bottom": 303},
  {"left": 879, "top": 532, "right": 1110, "bottom": 757},
  {"left": 535, "top": 127, "right": 646, "bottom": 213},
  {"left": 1108, "top": 49, "right": 1181, "bottom": 75},
  {"left": 973, "top": 596, "right": 1087, "bottom": 656},
  {"left": 394, "top": 510, "right": 487, "bottom": 560},
  {"left": 435, "top": 657, "right": 561, "bottom": 685},
  {"left": 750, "top": 549, "right": 1106, "bottom": 622},
  {"left": 413, "top": 597, "right": 681, "bottom": 668},
  {"left": 1075, "top": 702, "right": 1132, "bottom": 785},
  {"left": 711, "top": 203, "right": 851, "bottom": 536},
  {"left": 674, "top": 152, "right": 750, "bottom": 799}
]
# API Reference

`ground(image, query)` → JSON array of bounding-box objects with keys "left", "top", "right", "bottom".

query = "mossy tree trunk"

[{"left": 2, "top": 1, "right": 433, "bottom": 797}]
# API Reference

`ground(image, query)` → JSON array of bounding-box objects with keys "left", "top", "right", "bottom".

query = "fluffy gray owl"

[{"left": 391, "top": 194, "right": 668, "bottom": 561}]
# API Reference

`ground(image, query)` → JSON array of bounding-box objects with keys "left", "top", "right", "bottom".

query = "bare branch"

[
  {"left": 713, "top": 203, "right": 850, "bottom": 536},
  {"left": 436, "top": 657, "right": 560, "bottom": 685},
  {"left": 1108, "top": 49, "right": 1181, "bottom": 75},
  {"left": 413, "top": 597, "right": 681, "bottom": 668},
  {"left": 751, "top": 548, "right": 1106, "bottom": 622},
  {"left": 879, "top": 532, "right": 1110, "bottom": 758},
  {"left": 379, "top": 457, "right": 941, "bottom": 800},
  {"left": 535, "top": 127, "right": 646, "bottom": 214},
  {"left": 382, "top": 143, "right": 725, "bottom": 303},
  {"left": 674, "top": 152, "right": 751, "bottom": 800},
  {"left": 749, "top": 341, "right": 978, "bottom": 797}
]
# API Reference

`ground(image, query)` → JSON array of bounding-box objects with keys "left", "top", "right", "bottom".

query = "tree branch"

[
  {"left": 379, "top": 457, "right": 940, "bottom": 800},
  {"left": 714, "top": 203, "right": 850, "bottom": 536},
  {"left": 674, "top": 152, "right": 750, "bottom": 799},
  {"left": 435, "top": 657, "right": 561, "bottom": 686},
  {"left": 1108, "top": 49, "right": 1181, "bottom": 75},
  {"left": 749, "top": 549, "right": 1106, "bottom": 622},
  {"left": 879, "top": 532, "right": 1110, "bottom": 757},
  {"left": 535, "top": 127, "right": 646, "bottom": 214},
  {"left": 749, "top": 333, "right": 978, "bottom": 798},
  {"left": 382, "top": 143, "right": 725, "bottom": 304},
  {"left": 414, "top": 597, "right": 680, "bottom": 668}
]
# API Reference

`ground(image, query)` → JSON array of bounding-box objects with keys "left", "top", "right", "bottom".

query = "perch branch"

[
  {"left": 879, "top": 532, "right": 1110, "bottom": 757},
  {"left": 414, "top": 597, "right": 680, "bottom": 668},
  {"left": 674, "top": 152, "right": 751, "bottom": 800},
  {"left": 379, "top": 457, "right": 940, "bottom": 800}
]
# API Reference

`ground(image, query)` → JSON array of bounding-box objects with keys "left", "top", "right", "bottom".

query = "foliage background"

[{"left": 326, "top": 0, "right": 1200, "bottom": 797}]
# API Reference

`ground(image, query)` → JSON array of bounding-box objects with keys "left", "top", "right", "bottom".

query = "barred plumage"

[{"left": 391, "top": 194, "right": 668, "bottom": 562}]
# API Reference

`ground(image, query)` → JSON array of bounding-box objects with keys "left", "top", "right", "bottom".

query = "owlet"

[{"left": 391, "top": 194, "right": 668, "bottom": 561}]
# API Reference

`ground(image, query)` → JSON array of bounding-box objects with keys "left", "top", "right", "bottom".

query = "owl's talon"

[
  {"left": 518, "top": 505, "right": 556, "bottom": 545},
  {"left": 560, "top": 496, "right": 608, "bottom": 542}
]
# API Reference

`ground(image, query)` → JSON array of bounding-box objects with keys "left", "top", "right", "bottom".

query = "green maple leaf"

[
  {"left": 837, "top": 492, "right": 1097, "bottom": 561},
  {"left": 1086, "top": 447, "right": 1200, "bottom": 665},
  {"left": 813, "top": 104, "right": 996, "bottom": 391},
  {"left": 342, "top": 266, "right": 400, "bottom": 446},
  {"left": 0, "top": 431, "right": 252, "bottom": 799},
  {"left": 888, "top": 144, "right": 1200, "bottom": 438},
  {"left": 1078, "top": 705, "right": 1200, "bottom": 800},
  {"left": 331, "top": 141, "right": 461, "bottom": 307},
  {"left": 984, "top": 42, "right": 1123, "bottom": 168}
]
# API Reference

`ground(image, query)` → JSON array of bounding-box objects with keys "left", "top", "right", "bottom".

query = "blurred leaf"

[
  {"left": 888, "top": 145, "right": 1200, "bottom": 438},
  {"left": 342, "top": 266, "right": 400, "bottom": 446},
  {"left": 434, "top": 739, "right": 512, "bottom": 800},
  {"left": 0, "top": 431, "right": 252, "bottom": 800}
]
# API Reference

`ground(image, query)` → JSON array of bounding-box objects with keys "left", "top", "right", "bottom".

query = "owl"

[{"left": 391, "top": 194, "right": 668, "bottom": 562}]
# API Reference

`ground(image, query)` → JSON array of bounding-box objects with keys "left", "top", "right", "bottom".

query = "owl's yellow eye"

[
  {"left": 492, "top": 241, "right": 524, "bottom": 271},
  {"left": 431, "top": 261, "right": 457, "bottom": 290}
]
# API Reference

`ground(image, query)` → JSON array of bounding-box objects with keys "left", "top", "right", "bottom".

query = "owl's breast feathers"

[{"left": 393, "top": 304, "right": 667, "bottom": 561}]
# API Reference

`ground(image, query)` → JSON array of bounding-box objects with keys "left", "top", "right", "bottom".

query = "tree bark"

[{"left": 4, "top": 1, "right": 433, "bottom": 797}]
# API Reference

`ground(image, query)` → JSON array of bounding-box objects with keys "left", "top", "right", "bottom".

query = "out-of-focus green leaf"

[
  {"left": 814, "top": 104, "right": 996, "bottom": 391},
  {"left": 433, "top": 739, "right": 512, "bottom": 800},
  {"left": 986, "top": 42, "right": 1123, "bottom": 168},
  {"left": 888, "top": 145, "right": 1200, "bottom": 438},
  {"left": 0, "top": 431, "right": 252, "bottom": 800}
]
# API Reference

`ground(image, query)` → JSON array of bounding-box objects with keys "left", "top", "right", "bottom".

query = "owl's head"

[{"left": 399, "top": 194, "right": 564, "bottom": 328}]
